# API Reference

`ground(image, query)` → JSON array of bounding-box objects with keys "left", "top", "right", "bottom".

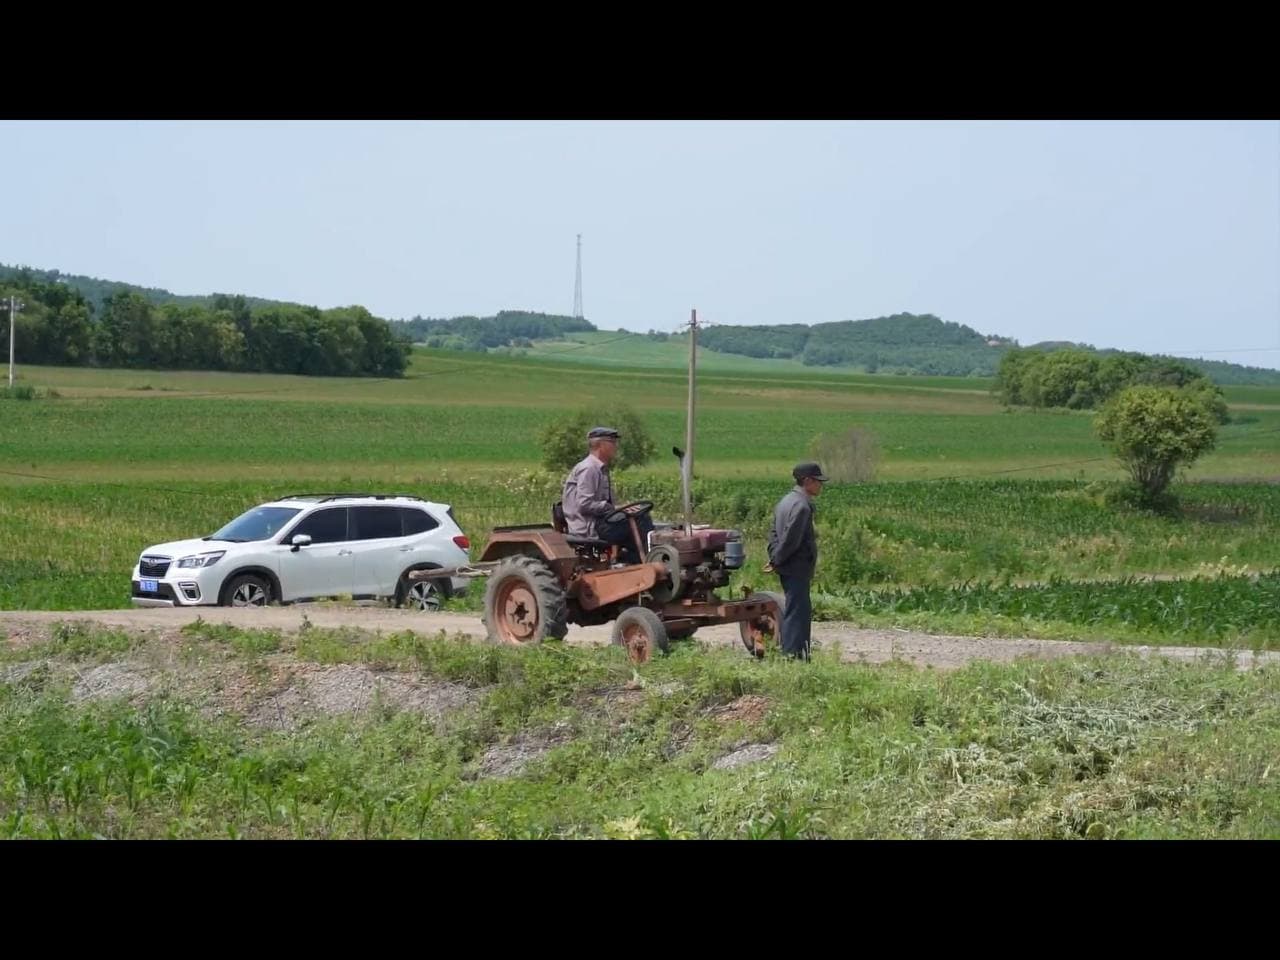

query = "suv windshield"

[{"left": 207, "top": 506, "right": 301, "bottom": 543}]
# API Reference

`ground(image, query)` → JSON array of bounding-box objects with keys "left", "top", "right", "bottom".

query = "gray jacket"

[
  {"left": 768, "top": 486, "right": 818, "bottom": 578},
  {"left": 562, "top": 454, "right": 614, "bottom": 537}
]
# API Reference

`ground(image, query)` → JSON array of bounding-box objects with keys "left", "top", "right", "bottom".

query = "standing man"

[
  {"left": 562, "top": 426, "right": 653, "bottom": 563},
  {"left": 766, "top": 462, "right": 828, "bottom": 660}
]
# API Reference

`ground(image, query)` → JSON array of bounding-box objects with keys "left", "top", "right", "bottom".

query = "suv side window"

[
  {"left": 350, "top": 505, "right": 404, "bottom": 541},
  {"left": 400, "top": 507, "right": 439, "bottom": 536},
  {"left": 287, "top": 508, "right": 349, "bottom": 544}
]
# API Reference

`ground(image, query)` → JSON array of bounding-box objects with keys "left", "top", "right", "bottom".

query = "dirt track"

[{"left": 3, "top": 606, "right": 1276, "bottom": 671}]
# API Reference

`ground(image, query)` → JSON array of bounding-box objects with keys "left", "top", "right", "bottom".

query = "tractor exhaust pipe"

[
  {"left": 674, "top": 446, "right": 692, "bottom": 534},
  {"left": 682, "top": 308, "right": 698, "bottom": 534}
]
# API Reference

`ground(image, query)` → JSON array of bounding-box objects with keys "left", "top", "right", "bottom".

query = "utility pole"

[
  {"left": 7, "top": 296, "right": 21, "bottom": 388},
  {"left": 683, "top": 308, "right": 698, "bottom": 533}
]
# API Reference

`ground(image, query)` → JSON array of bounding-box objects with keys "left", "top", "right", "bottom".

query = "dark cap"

[
  {"left": 587, "top": 426, "right": 620, "bottom": 441},
  {"left": 793, "top": 462, "right": 829, "bottom": 482}
]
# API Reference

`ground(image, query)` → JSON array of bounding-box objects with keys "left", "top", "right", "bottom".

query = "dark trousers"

[
  {"left": 778, "top": 573, "right": 812, "bottom": 660},
  {"left": 598, "top": 514, "right": 655, "bottom": 564}
]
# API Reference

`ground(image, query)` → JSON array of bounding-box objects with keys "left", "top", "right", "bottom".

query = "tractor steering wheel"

[{"left": 604, "top": 500, "right": 654, "bottom": 525}]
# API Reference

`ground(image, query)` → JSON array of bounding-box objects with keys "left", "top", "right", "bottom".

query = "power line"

[{"left": 1166, "top": 347, "right": 1280, "bottom": 355}]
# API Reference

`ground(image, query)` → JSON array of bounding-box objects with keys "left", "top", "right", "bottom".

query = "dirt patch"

[
  {"left": 712, "top": 742, "right": 779, "bottom": 770},
  {"left": 708, "top": 694, "right": 771, "bottom": 726},
  {"left": 4, "top": 626, "right": 39, "bottom": 651},
  {"left": 476, "top": 724, "right": 572, "bottom": 780},
  {"left": 245, "top": 663, "right": 478, "bottom": 731},
  {"left": 71, "top": 662, "right": 152, "bottom": 702},
  {"left": 0, "top": 660, "right": 51, "bottom": 685},
  {"left": 577, "top": 684, "right": 648, "bottom": 724}
]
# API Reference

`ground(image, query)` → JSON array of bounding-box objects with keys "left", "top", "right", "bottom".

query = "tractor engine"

[{"left": 649, "top": 526, "right": 744, "bottom": 596}]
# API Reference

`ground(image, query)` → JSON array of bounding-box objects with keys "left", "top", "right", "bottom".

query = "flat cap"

[
  {"left": 587, "top": 426, "right": 621, "bottom": 441},
  {"left": 793, "top": 462, "right": 830, "bottom": 482}
]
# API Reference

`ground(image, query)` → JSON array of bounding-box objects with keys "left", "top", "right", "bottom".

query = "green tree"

[
  {"left": 95, "top": 292, "right": 159, "bottom": 367},
  {"left": 539, "top": 405, "right": 658, "bottom": 474},
  {"left": 996, "top": 348, "right": 1035, "bottom": 405},
  {"left": 1095, "top": 385, "right": 1218, "bottom": 502},
  {"left": 1035, "top": 350, "right": 1101, "bottom": 408},
  {"left": 1178, "top": 378, "right": 1230, "bottom": 425}
]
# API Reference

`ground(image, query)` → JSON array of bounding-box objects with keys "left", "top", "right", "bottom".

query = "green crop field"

[{"left": 3, "top": 350, "right": 1279, "bottom": 647}]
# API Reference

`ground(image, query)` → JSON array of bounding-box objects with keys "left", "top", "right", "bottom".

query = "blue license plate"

[{"left": 140, "top": 579, "right": 159, "bottom": 592}]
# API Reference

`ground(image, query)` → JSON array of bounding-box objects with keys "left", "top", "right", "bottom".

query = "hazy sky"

[{"left": 3, "top": 120, "right": 1277, "bottom": 368}]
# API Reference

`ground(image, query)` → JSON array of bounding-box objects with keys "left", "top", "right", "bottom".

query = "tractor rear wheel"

[{"left": 483, "top": 556, "right": 568, "bottom": 646}]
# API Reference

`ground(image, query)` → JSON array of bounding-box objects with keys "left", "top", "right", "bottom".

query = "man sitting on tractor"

[{"left": 562, "top": 426, "right": 653, "bottom": 564}]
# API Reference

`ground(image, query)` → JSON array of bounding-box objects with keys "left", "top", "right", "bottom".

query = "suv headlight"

[{"left": 176, "top": 551, "right": 226, "bottom": 569}]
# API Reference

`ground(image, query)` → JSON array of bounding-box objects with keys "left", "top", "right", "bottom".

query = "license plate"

[{"left": 140, "top": 579, "right": 159, "bottom": 593}]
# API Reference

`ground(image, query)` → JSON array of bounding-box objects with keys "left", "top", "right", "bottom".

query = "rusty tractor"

[{"left": 411, "top": 498, "right": 783, "bottom": 663}]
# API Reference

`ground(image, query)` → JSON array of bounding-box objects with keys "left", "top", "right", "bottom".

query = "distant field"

[
  {"left": 518, "top": 331, "right": 998, "bottom": 386},
  {"left": 516, "top": 332, "right": 1280, "bottom": 397},
  {"left": 7, "top": 351, "right": 1278, "bottom": 481}
]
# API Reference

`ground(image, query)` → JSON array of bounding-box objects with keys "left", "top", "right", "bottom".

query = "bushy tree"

[
  {"left": 539, "top": 405, "right": 657, "bottom": 474},
  {"left": 1095, "top": 386, "right": 1218, "bottom": 503}
]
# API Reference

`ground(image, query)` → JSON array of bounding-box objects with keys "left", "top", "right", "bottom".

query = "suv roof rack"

[{"left": 278, "top": 493, "right": 431, "bottom": 504}]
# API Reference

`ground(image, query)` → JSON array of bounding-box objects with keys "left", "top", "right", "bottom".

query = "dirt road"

[{"left": 3, "top": 606, "right": 1276, "bottom": 671}]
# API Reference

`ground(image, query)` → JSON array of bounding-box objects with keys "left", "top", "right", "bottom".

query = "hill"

[
  {"left": 388, "top": 311, "right": 594, "bottom": 350},
  {"left": 697, "top": 312, "right": 1014, "bottom": 377},
  {"left": 0, "top": 263, "right": 298, "bottom": 316},
  {"left": 5, "top": 262, "right": 1276, "bottom": 384}
]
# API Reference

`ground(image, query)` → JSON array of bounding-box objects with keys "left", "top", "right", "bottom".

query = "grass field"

[
  {"left": 4, "top": 351, "right": 1279, "bottom": 840},
  {"left": 2, "top": 621, "right": 1275, "bottom": 839}
]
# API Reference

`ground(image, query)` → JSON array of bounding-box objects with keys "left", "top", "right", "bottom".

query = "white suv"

[{"left": 130, "top": 494, "right": 471, "bottom": 610}]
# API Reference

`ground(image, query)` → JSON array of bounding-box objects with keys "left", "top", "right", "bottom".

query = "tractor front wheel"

[
  {"left": 739, "top": 591, "right": 785, "bottom": 658},
  {"left": 612, "top": 607, "right": 670, "bottom": 664}
]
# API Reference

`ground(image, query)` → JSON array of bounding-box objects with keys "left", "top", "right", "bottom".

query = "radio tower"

[{"left": 572, "top": 233, "right": 584, "bottom": 319}]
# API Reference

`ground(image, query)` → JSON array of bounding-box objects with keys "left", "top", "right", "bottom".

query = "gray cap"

[
  {"left": 588, "top": 426, "right": 621, "bottom": 441},
  {"left": 793, "top": 462, "right": 829, "bottom": 482}
]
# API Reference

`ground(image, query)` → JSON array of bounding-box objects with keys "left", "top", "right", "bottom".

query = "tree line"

[
  {"left": 0, "top": 272, "right": 410, "bottom": 378},
  {"left": 996, "top": 348, "right": 1229, "bottom": 422},
  {"left": 0, "top": 263, "right": 291, "bottom": 316}
]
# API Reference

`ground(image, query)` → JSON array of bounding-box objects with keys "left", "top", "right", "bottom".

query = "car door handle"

[
  {"left": 399, "top": 546, "right": 414, "bottom": 553},
  {"left": 338, "top": 549, "right": 353, "bottom": 556}
]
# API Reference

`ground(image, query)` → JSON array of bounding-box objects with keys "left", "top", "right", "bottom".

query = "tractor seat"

[{"left": 553, "top": 502, "right": 612, "bottom": 550}]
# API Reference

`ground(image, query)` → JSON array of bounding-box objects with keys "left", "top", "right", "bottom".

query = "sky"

[{"left": 2, "top": 120, "right": 1277, "bottom": 369}]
